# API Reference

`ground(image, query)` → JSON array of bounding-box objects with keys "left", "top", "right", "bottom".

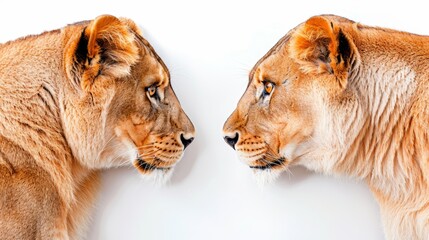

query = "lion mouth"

[
  {"left": 135, "top": 156, "right": 172, "bottom": 172},
  {"left": 249, "top": 157, "right": 287, "bottom": 170}
]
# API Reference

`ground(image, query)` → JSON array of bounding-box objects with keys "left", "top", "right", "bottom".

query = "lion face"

[
  {"left": 110, "top": 43, "right": 195, "bottom": 180},
  {"left": 223, "top": 45, "right": 316, "bottom": 181},
  {"left": 64, "top": 15, "right": 195, "bottom": 181},
  {"left": 103, "top": 25, "right": 195, "bottom": 181},
  {"left": 223, "top": 16, "right": 356, "bottom": 182}
]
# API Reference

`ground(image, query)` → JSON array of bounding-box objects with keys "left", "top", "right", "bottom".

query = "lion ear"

[
  {"left": 72, "top": 15, "right": 140, "bottom": 91},
  {"left": 289, "top": 16, "right": 355, "bottom": 88}
]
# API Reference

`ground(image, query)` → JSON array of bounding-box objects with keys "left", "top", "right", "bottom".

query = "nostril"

[
  {"left": 180, "top": 134, "right": 194, "bottom": 149},
  {"left": 223, "top": 132, "right": 239, "bottom": 150}
]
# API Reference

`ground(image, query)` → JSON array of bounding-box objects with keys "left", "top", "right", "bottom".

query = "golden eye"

[
  {"left": 148, "top": 86, "right": 157, "bottom": 97},
  {"left": 264, "top": 81, "right": 273, "bottom": 95}
]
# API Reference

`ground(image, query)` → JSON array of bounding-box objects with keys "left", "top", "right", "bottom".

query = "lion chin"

[
  {"left": 237, "top": 154, "right": 287, "bottom": 186},
  {"left": 132, "top": 157, "right": 177, "bottom": 186},
  {"left": 139, "top": 168, "right": 175, "bottom": 186},
  {"left": 251, "top": 168, "right": 283, "bottom": 187}
]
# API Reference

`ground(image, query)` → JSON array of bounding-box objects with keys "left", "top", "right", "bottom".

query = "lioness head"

[
  {"left": 223, "top": 15, "right": 358, "bottom": 182},
  {"left": 63, "top": 15, "right": 195, "bottom": 182}
]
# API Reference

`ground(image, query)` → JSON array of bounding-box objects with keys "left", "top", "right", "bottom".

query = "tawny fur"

[
  {"left": 224, "top": 15, "right": 429, "bottom": 240},
  {"left": 0, "top": 15, "right": 194, "bottom": 239}
]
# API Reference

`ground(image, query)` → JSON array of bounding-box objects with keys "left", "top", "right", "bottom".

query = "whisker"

[
  {"left": 249, "top": 141, "right": 289, "bottom": 170},
  {"left": 94, "top": 134, "right": 118, "bottom": 164},
  {"left": 138, "top": 149, "right": 162, "bottom": 158},
  {"left": 284, "top": 167, "right": 294, "bottom": 178},
  {"left": 136, "top": 143, "right": 156, "bottom": 149}
]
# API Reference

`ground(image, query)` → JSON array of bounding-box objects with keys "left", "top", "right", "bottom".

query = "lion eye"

[
  {"left": 146, "top": 85, "right": 160, "bottom": 101},
  {"left": 262, "top": 81, "right": 274, "bottom": 97},
  {"left": 148, "top": 86, "right": 156, "bottom": 97},
  {"left": 264, "top": 82, "right": 273, "bottom": 94}
]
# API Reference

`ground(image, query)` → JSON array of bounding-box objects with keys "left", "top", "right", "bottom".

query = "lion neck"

[
  {"left": 0, "top": 35, "right": 77, "bottom": 207},
  {"left": 315, "top": 31, "right": 429, "bottom": 201},
  {"left": 58, "top": 87, "right": 116, "bottom": 169},
  {"left": 0, "top": 31, "right": 102, "bottom": 207}
]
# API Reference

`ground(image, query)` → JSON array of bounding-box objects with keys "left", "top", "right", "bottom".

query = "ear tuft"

[
  {"left": 69, "top": 15, "right": 140, "bottom": 92},
  {"left": 289, "top": 16, "right": 355, "bottom": 88}
]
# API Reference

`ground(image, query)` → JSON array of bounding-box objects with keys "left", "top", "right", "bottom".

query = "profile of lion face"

[
  {"left": 223, "top": 15, "right": 429, "bottom": 239},
  {"left": 0, "top": 15, "right": 194, "bottom": 239}
]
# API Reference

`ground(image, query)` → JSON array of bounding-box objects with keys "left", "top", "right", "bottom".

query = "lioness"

[
  {"left": 0, "top": 15, "right": 195, "bottom": 239},
  {"left": 223, "top": 15, "right": 429, "bottom": 239}
]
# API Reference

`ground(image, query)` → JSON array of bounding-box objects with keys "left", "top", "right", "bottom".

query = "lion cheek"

[{"left": 280, "top": 142, "right": 298, "bottom": 161}]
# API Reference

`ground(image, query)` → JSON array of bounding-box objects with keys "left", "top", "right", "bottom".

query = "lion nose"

[
  {"left": 180, "top": 134, "right": 194, "bottom": 149},
  {"left": 223, "top": 132, "right": 239, "bottom": 150}
]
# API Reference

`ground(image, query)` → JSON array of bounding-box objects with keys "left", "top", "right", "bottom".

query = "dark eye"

[
  {"left": 146, "top": 85, "right": 160, "bottom": 101},
  {"left": 262, "top": 81, "right": 274, "bottom": 97}
]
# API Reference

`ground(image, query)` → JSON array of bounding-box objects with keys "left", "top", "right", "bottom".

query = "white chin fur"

[
  {"left": 140, "top": 168, "right": 174, "bottom": 186},
  {"left": 252, "top": 168, "right": 282, "bottom": 187}
]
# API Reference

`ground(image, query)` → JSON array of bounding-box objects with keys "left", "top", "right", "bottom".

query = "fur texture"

[
  {"left": 223, "top": 14, "right": 429, "bottom": 240},
  {"left": 0, "top": 15, "right": 195, "bottom": 239}
]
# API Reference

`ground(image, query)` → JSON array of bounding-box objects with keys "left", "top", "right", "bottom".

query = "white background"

[{"left": 1, "top": 1, "right": 427, "bottom": 239}]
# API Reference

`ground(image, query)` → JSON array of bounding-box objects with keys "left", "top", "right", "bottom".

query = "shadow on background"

[
  {"left": 169, "top": 129, "right": 202, "bottom": 184},
  {"left": 277, "top": 165, "right": 313, "bottom": 186}
]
